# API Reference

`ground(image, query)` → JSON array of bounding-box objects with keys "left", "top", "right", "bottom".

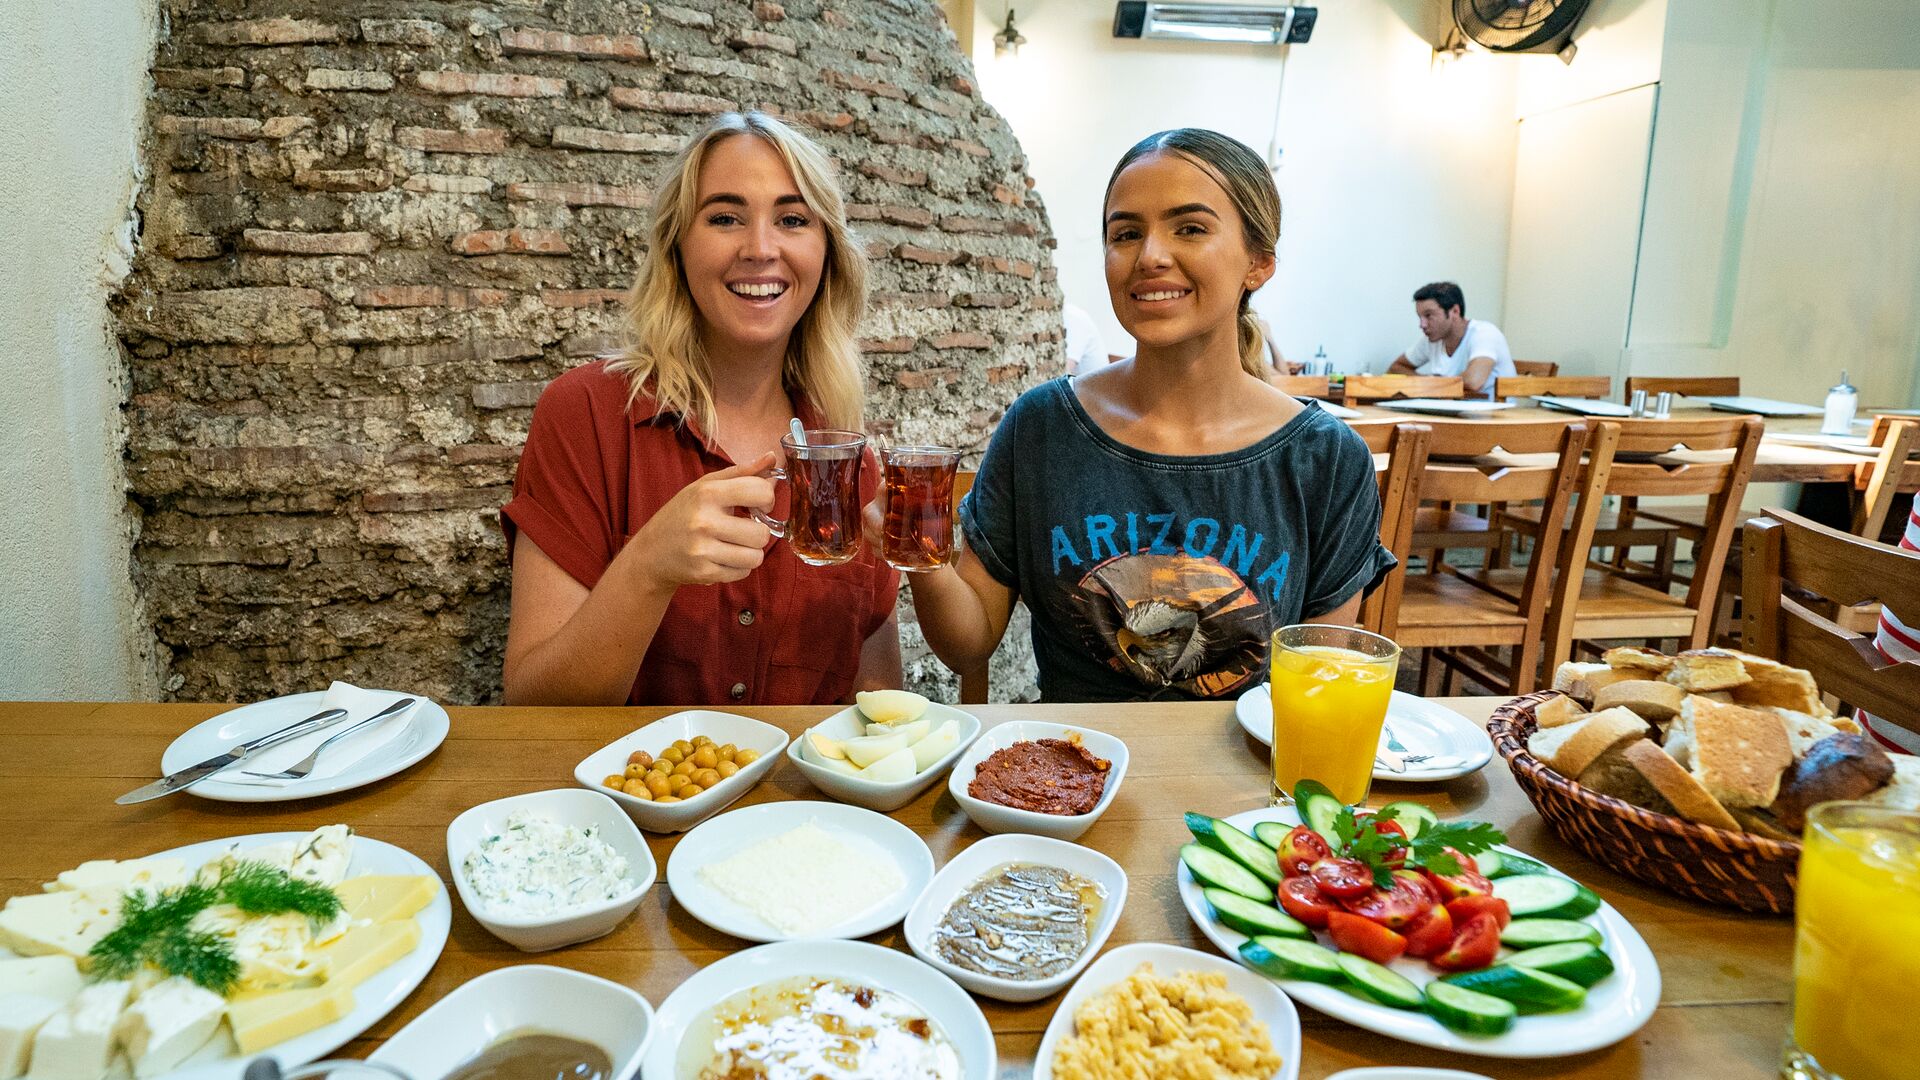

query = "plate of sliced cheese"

[{"left": 0, "top": 825, "right": 447, "bottom": 1079}]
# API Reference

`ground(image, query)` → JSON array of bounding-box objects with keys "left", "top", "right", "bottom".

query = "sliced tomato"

[
  {"left": 1431, "top": 912, "right": 1502, "bottom": 972},
  {"left": 1327, "top": 910, "right": 1409, "bottom": 965},
  {"left": 1402, "top": 904, "right": 1454, "bottom": 959},
  {"left": 1340, "top": 870, "right": 1432, "bottom": 930},
  {"left": 1277, "top": 876, "right": 1336, "bottom": 929},
  {"left": 1394, "top": 868, "right": 1441, "bottom": 905},
  {"left": 1421, "top": 867, "right": 1495, "bottom": 901},
  {"left": 1360, "top": 816, "right": 1410, "bottom": 866},
  {"left": 1276, "top": 825, "right": 1331, "bottom": 877},
  {"left": 1445, "top": 894, "right": 1512, "bottom": 931},
  {"left": 1437, "top": 846, "right": 1480, "bottom": 875},
  {"left": 1309, "top": 858, "right": 1374, "bottom": 899}
]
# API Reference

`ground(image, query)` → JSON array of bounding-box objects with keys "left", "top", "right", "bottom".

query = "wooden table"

[
  {"left": 0, "top": 699, "right": 1795, "bottom": 1079},
  {"left": 1346, "top": 403, "right": 1919, "bottom": 488}
]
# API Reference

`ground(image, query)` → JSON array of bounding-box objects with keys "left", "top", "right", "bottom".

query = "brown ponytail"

[{"left": 1238, "top": 303, "right": 1269, "bottom": 379}]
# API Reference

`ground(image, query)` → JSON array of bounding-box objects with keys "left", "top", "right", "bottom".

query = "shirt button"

[
  {"left": 738, "top": 610, "right": 755, "bottom": 626},
  {"left": 729, "top": 682, "right": 747, "bottom": 700}
]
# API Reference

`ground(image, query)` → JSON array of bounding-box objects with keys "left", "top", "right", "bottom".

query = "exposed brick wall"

[{"left": 116, "top": 0, "right": 1062, "bottom": 704}]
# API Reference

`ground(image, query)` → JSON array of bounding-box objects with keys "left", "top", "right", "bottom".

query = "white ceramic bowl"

[
  {"left": 574, "top": 710, "right": 788, "bottom": 833},
  {"left": 1032, "top": 942, "right": 1301, "bottom": 1080},
  {"left": 903, "top": 833, "right": 1127, "bottom": 1003},
  {"left": 786, "top": 701, "right": 982, "bottom": 812},
  {"left": 947, "top": 721, "right": 1129, "bottom": 841},
  {"left": 640, "top": 938, "right": 996, "bottom": 1080},
  {"left": 367, "top": 964, "right": 653, "bottom": 1078},
  {"left": 446, "top": 787, "right": 656, "bottom": 952}
]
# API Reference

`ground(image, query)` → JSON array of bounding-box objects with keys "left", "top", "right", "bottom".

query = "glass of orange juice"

[
  {"left": 1269, "top": 624, "right": 1399, "bottom": 806},
  {"left": 1783, "top": 801, "right": 1920, "bottom": 1080}
]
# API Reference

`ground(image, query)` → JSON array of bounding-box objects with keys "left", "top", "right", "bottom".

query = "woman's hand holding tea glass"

[
  {"left": 762, "top": 429, "right": 961, "bottom": 572},
  {"left": 627, "top": 454, "right": 781, "bottom": 589}
]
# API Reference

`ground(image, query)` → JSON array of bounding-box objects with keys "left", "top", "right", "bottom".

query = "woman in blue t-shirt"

[{"left": 906, "top": 129, "right": 1395, "bottom": 702}]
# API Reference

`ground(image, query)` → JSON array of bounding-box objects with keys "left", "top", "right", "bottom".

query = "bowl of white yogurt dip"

[{"left": 447, "top": 787, "right": 656, "bottom": 951}]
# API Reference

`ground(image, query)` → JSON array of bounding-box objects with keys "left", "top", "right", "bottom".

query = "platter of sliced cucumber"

[{"left": 1175, "top": 805, "right": 1661, "bottom": 1058}]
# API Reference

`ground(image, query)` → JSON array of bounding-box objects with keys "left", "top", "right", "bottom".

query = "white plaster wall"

[
  {"left": 0, "top": 0, "right": 160, "bottom": 700},
  {"left": 968, "top": 0, "right": 1520, "bottom": 373}
]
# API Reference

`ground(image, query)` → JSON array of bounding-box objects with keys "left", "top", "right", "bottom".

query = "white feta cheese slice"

[
  {"left": 287, "top": 826, "right": 353, "bottom": 887},
  {"left": 0, "top": 994, "right": 65, "bottom": 1080},
  {"left": 115, "top": 978, "right": 225, "bottom": 1079},
  {"left": 25, "top": 980, "right": 131, "bottom": 1080},
  {"left": 45, "top": 861, "right": 186, "bottom": 900},
  {"left": 0, "top": 957, "right": 83, "bottom": 1000},
  {"left": 0, "top": 894, "right": 122, "bottom": 959}
]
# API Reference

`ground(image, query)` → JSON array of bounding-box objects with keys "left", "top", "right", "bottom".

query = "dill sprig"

[{"left": 85, "top": 860, "right": 343, "bottom": 995}]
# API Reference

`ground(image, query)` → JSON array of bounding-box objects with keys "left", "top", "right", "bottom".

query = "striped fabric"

[{"left": 1860, "top": 506, "right": 1920, "bottom": 754}]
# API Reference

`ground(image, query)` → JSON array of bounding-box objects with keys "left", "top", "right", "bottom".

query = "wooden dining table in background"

[{"left": 0, "top": 698, "right": 1795, "bottom": 1080}]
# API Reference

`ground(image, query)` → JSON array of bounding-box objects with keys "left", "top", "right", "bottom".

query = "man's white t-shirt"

[
  {"left": 1405, "top": 319, "right": 1515, "bottom": 397},
  {"left": 1063, "top": 304, "right": 1109, "bottom": 378}
]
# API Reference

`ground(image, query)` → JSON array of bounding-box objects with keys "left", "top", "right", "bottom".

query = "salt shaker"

[
  {"left": 1821, "top": 371, "right": 1858, "bottom": 435},
  {"left": 1654, "top": 391, "right": 1673, "bottom": 419},
  {"left": 1629, "top": 389, "right": 1648, "bottom": 418}
]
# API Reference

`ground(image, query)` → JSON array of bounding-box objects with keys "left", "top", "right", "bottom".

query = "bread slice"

[
  {"left": 1770, "top": 733, "right": 1895, "bottom": 831},
  {"left": 1577, "top": 742, "right": 1679, "bottom": 817},
  {"left": 1767, "top": 708, "right": 1846, "bottom": 757},
  {"left": 1604, "top": 646, "right": 1674, "bottom": 676},
  {"left": 1729, "top": 806, "right": 1799, "bottom": 842},
  {"left": 1594, "top": 679, "right": 1687, "bottom": 723},
  {"left": 1552, "top": 662, "right": 1636, "bottom": 704},
  {"left": 1527, "top": 706, "right": 1652, "bottom": 777},
  {"left": 1535, "top": 694, "right": 1588, "bottom": 730},
  {"left": 1665, "top": 649, "right": 1752, "bottom": 693},
  {"left": 1618, "top": 740, "right": 1742, "bottom": 832},
  {"left": 1725, "top": 650, "right": 1828, "bottom": 716},
  {"left": 1864, "top": 756, "right": 1920, "bottom": 813},
  {"left": 1665, "top": 697, "right": 1794, "bottom": 809}
]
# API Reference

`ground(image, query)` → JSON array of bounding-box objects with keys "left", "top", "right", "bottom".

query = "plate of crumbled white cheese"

[{"left": 666, "top": 802, "right": 934, "bottom": 943}]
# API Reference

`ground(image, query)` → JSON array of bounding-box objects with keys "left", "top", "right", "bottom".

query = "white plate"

[
  {"left": 368, "top": 964, "right": 653, "bottom": 1078},
  {"left": 947, "top": 721, "right": 1129, "bottom": 841},
  {"left": 1032, "top": 942, "right": 1301, "bottom": 1080},
  {"left": 161, "top": 690, "right": 450, "bottom": 803},
  {"left": 903, "top": 833, "right": 1128, "bottom": 1002},
  {"left": 1373, "top": 399, "right": 1516, "bottom": 416},
  {"left": 1176, "top": 806, "right": 1661, "bottom": 1058},
  {"left": 447, "top": 788, "right": 656, "bottom": 951},
  {"left": 1532, "top": 396, "right": 1634, "bottom": 418},
  {"left": 1696, "top": 395, "right": 1824, "bottom": 417},
  {"left": 665, "top": 801, "right": 933, "bottom": 943},
  {"left": 120, "top": 831, "right": 450, "bottom": 1079},
  {"left": 1235, "top": 686, "right": 1494, "bottom": 782},
  {"left": 640, "top": 938, "right": 995, "bottom": 1080},
  {"left": 574, "top": 710, "right": 788, "bottom": 833},
  {"left": 787, "top": 701, "right": 982, "bottom": 812}
]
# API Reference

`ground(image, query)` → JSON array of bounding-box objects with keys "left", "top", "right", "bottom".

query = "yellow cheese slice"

[
  {"left": 318, "top": 921, "right": 420, "bottom": 991},
  {"left": 333, "top": 876, "right": 438, "bottom": 924},
  {"left": 226, "top": 984, "right": 354, "bottom": 1055}
]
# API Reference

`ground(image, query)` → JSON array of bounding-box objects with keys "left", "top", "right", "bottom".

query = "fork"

[{"left": 241, "top": 697, "right": 416, "bottom": 781}]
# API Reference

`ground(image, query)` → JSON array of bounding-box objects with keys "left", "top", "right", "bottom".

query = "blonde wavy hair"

[
  {"left": 606, "top": 111, "right": 868, "bottom": 435},
  {"left": 1104, "top": 128, "right": 1280, "bottom": 379}
]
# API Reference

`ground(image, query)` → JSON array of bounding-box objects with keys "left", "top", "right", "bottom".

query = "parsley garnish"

[
  {"left": 1327, "top": 804, "right": 1506, "bottom": 889},
  {"left": 86, "top": 862, "right": 343, "bottom": 995}
]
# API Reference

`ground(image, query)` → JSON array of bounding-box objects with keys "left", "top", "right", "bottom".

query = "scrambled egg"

[{"left": 1050, "top": 963, "right": 1284, "bottom": 1080}]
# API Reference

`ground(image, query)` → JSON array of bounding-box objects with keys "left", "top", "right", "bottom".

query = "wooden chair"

[
  {"left": 1623, "top": 376, "right": 1741, "bottom": 401},
  {"left": 1512, "top": 360, "right": 1560, "bottom": 377},
  {"left": 1342, "top": 375, "right": 1465, "bottom": 404},
  {"left": 1394, "top": 420, "right": 1605, "bottom": 694},
  {"left": 1461, "top": 416, "right": 1765, "bottom": 661},
  {"left": 946, "top": 470, "right": 990, "bottom": 705},
  {"left": 1743, "top": 509, "right": 1920, "bottom": 734},
  {"left": 1351, "top": 422, "right": 1432, "bottom": 638},
  {"left": 1493, "top": 375, "right": 1613, "bottom": 402},
  {"left": 1272, "top": 375, "right": 1332, "bottom": 399}
]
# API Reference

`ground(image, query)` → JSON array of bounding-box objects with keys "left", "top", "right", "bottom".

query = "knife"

[{"left": 116, "top": 706, "right": 350, "bottom": 804}]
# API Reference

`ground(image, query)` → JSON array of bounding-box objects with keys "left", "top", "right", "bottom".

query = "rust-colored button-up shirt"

[{"left": 501, "top": 361, "right": 898, "bottom": 706}]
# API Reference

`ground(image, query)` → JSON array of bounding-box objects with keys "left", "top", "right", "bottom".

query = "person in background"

[
  {"left": 1859, "top": 503, "right": 1920, "bottom": 753},
  {"left": 499, "top": 111, "right": 899, "bottom": 706},
  {"left": 1063, "top": 302, "right": 1110, "bottom": 377},
  {"left": 901, "top": 128, "right": 1395, "bottom": 702},
  {"left": 1386, "top": 281, "right": 1514, "bottom": 398},
  {"left": 1250, "top": 314, "right": 1296, "bottom": 378}
]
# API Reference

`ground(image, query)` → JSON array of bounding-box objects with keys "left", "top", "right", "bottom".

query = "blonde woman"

[
  {"left": 501, "top": 112, "right": 899, "bottom": 706},
  {"left": 908, "top": 129, "right": 1393, "bottom": 701}
]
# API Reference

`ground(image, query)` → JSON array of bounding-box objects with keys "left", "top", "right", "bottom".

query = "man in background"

[
  {"left": 1386, "top": 281, "right": 1513, "bottom": 398},
  {"left": 1063, "top": 302, "right": 1109, "bottom": 377}
]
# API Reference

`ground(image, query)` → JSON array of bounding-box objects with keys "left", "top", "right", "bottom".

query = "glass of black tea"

[{"left": 879, "top": 445, "right": 960, "bottom": 572}]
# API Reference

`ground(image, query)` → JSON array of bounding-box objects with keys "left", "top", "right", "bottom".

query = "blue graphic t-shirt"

[{"left": 960, "top": 378, "right": 1396, "bottom": 702}]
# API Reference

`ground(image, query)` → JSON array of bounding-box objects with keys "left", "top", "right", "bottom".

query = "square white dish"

[
  {"left": 947, "top": 721, "right": 1129, "bottom": 841},
  {"left": 664, "top": 800, "right": 934, "bottom": 943},
  {"left": 367, "top": 964, "right": 653, "bottom": 1078},
  {"left": 447, "top": 788, "right": 656, "bottom": 952},
  {"left": 786, "top": 701, "right": 982, "bottom": 812},
  {"left": 903, "top": 833, "right": 1128, "bottom": 1002},
  {"left": 573, "top": 710, "right": 788, "bottom": 833},
  {"left": 1032, "top": 942, "right": 1301, "bottom": 1080}
]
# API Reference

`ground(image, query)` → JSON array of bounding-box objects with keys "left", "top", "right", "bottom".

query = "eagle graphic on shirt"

[{"left": 1075, "top": 551, "right": 1269, "bottom": 697}]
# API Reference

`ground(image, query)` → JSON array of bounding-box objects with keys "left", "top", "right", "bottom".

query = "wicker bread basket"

[{"left": 1488, "top": 690, "right": 1801, "bottom": 915}]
